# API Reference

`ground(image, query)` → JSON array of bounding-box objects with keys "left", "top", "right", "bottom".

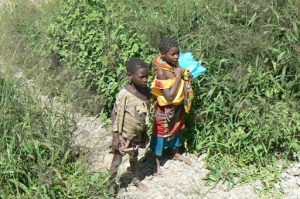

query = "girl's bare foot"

[
  {"left": 154, "top": 168, "right": 163, "bottom": 176},
  {"left": 133, "top": 178, "right": 148, "bottom": 192},
  {"left": 154, "top": 155, "right": 163, "bottom": 176},
  {"left": 173, "top": 153, "right": 192, "bottom": 165}
]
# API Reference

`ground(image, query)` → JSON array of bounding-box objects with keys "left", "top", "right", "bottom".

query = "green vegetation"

[
  {"left": 48, "top": 0, "right": 156, "bottom": 111},
  {"left": 0, "top": 77, "right": 110, "bottom": 198},
  {"left": 1, "top": 0, "right": 300, "bottom": 194}
]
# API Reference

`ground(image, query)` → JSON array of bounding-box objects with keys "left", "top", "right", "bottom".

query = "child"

[
  {"left": 109, "top": 58, "right": 150, "bottom": 193},
  {"left": 150, "top": 37, "right": 193, "bottom": 175}
]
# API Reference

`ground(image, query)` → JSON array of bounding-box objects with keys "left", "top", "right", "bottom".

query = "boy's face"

[
  {"left": 130, "top": 67, "right": 149, "bottom": 88},
  {"left": 161, "top": 47, "right": 180, "bottom": 67}
]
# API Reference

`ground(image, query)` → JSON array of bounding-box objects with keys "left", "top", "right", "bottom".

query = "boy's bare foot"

[
  {"left": 173, "top": 153, "right": 192, "bottom": 165},
  {"left": 133, "top": 178, "right": 148, "bottom": 192},
  {"left": 108, "top": 183, "right": 116, "bottom": 195}
]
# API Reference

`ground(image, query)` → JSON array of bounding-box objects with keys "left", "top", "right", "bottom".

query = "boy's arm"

[
  {"left": 111, "top": 132, "right": 120, "bottom": 152},
  {"left": 111, "top": 103, "right": 120, "bottom": 152},
  {"left": 157, "top": 67, "right": 182, "bottom": 101}
]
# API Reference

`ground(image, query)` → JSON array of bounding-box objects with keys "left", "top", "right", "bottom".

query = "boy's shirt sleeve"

[{"left": 112, "top": 90, "right": 127, "bottom": 134}]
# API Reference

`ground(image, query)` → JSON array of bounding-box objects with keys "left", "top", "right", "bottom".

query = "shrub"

[{"left": 47, "top": 0, "right": 156, "bottom": 111}]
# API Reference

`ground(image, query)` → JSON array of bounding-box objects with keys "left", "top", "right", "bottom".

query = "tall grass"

[
  {"left": 1, "top": 0, "right": 300, "bottom": 190},
  {"left": 0, "top": 77, "right": 110, "bottom": 197},
  {"left": 0, "top": 0, "right": 106, "bottom": 115}
]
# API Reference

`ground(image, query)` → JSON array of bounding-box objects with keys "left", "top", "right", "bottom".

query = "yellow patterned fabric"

[
  {"left": 151, "top": 55, "right": 194, "bottom": 113},
  {"left": 151, "top": 78, "right": 185, "bottom": 106},
  {"left": 182, "top": 70, "right": 194, "bottom": 113}
]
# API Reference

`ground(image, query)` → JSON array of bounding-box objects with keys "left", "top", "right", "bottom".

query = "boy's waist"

[{"left": 119, "top": 124, "right": 146, "bottom": 141}]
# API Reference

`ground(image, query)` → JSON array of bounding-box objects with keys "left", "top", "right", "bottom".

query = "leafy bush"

[{"left": 47, "top": 0, "right": 156, "bottom": 111}]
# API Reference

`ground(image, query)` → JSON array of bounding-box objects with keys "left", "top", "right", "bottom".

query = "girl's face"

[
  {"left": 162, "top": 47, "right": 180, "bottom": 67},
  {"left": 130, "top": 67, "right": 149, "bottom": 88}
]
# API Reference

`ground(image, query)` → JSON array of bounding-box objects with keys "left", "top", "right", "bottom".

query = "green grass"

[
  {"left": 0, "top": 0, "right": 106, "bottom": 116},
  {"left": 0, "top": 77, "right": 110, "bottom": 197}
]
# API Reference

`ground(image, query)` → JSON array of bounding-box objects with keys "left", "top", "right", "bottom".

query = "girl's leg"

[
  {"left": 150, "top": 135, "right": 163, "bottom": 176},
  {"left": 172, "top": 148, "right": 191, "bottom": 165},
  {"left": 129, "top": 152, "right": 148, "bottom": 192},
  {"left": 154, "top": 155, "right": 163, "bottom": 176},
  {"left": 109, "top": 153, "right": 123, "bottom": 194}
]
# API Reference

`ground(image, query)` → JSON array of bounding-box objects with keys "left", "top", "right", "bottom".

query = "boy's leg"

[
  {"left": 109, "top": 153, "right": 123, "bottom": 194},
  {"left": 129, "top": 151, "right": 148, "bottom": 192}
]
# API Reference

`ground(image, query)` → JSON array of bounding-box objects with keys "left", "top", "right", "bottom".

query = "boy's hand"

[
  {"left": 111, "top": 133, "right": 120, "bottom": 152},
  {"left": 174, "top": 68, "right": 183, "bottom": 78}
]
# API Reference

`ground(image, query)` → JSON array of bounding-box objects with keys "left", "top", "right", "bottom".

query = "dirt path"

[
  {"left": 71, "top": 109, "right": 260, "bottom": 199},
  {"left": 70, "top": 113, "right": 300, "bottom": 199}
]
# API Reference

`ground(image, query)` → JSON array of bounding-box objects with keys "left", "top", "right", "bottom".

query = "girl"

[{"left": 150, "top": 37, "right": 193, "bottom": 175}]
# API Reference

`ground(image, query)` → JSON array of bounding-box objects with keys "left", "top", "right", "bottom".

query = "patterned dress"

[{"left": 150, "top": 55, "right": 194, "bottom": 156}]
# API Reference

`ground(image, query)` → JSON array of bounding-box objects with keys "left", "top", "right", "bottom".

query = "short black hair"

[
  {"left": 126, "top": 57, "right": 148, "bottom": 74},
  {"left": 159, "top": 37, "right": 179, "bottom": 54}
]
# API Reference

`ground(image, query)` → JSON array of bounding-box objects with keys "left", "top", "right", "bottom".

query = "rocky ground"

[
  {"left": 70, "top": 95, "right": 300, "bottom": 199},
  {"left": 73, "top": 114, "right": 300, "bottom": 199}
]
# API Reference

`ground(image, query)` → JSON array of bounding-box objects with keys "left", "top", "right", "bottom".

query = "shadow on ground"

[{"left": 118, "top": 149, "right": 177, "bottom": 190}]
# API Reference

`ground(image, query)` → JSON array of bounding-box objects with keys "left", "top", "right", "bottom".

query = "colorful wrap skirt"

[
  {"left": 150, "top": 105, "right": 185, "bottom": 156},
  {"left": 150, "top": 134, "right": 182, "bottom": 156}
]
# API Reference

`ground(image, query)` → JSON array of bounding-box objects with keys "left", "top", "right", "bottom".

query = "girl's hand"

[{"left": 174, "top": 68, "right": 183, "bottom": 78}]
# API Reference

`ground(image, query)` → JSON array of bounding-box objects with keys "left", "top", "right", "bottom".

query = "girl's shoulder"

[
  {"left": 157, "top": 64, "right": 176, "bottom": 79},
  {"left": 157, "top": 67, "right": 173, "bottom": 80}
]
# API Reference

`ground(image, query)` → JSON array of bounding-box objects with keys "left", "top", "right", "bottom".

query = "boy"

[
  {"left": 150, "top": 37, "right": 193, "bottom": 176},
  {"left": 109, "top": 58, "right": 150, "bottom": 194}
]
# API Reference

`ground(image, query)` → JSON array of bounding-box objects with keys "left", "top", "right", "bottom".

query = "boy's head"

[
  {"left": 159, "top": 37, "right": 180, "bottom": 67},
  {"left": 126, "top": 57, "right": 149, "bottom": 88}
]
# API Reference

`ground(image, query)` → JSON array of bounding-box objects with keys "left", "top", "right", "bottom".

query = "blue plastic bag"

[{"left": 179, "top": 52, "right": 206, "bottom": 78}]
